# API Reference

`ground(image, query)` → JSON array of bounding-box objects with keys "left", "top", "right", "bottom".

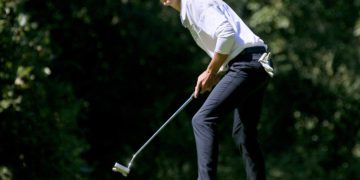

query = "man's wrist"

[
  {"left": 207, "top": 53, "right": 229, "bottom": 75},
  {"left": 206, "top": 68, "right": 218, "bottom": 75}
]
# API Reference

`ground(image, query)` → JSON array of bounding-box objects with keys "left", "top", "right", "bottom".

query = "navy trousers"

[{"left": 192, "top": 47, "right": 270, "bottom": 180}]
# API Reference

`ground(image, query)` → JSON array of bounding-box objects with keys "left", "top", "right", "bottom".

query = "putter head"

[{"left": 112, "top": 162, "right": 130, "bottom": 177}]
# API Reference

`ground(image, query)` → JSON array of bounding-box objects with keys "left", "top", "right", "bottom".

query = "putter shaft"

[{"left": 112, "top": 95, "right": 193, "bottom": 176}]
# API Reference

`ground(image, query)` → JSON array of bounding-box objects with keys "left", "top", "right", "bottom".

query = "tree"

[{"left": 0, "top": 1, "right": 88, "bottom": 179}]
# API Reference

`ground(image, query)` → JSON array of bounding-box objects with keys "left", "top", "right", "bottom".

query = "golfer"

[{"left": 162, "top": 0, "right": 273, "bottom": 179}]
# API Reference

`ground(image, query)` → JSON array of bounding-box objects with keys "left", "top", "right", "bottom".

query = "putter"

[{"left": 112, "top": 94, "right": 194, "bottom": 177}]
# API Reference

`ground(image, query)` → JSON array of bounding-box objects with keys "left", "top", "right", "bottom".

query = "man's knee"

[
  {"left": 232, "top": 129, "right": 256, "bottom": 146},
  {"left": 232, "top": 131, "right": 245, "bottom": 146},
  {"left": 233, "top": 130, "right": 258, "bottom": 148},
  {"left": 192, "top": 112, "right": 203, "bottom": 129}
]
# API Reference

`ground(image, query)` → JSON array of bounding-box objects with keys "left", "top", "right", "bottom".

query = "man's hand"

[
  {"left": 194, "top": 52, "right": 228, "bottom": 98},
  {"left": 194, "top": 70, "right": 221, "bottom": 98}
]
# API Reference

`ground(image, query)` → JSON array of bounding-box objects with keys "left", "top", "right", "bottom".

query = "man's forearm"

[
  {"left": 206, "top": 52, "right": 229, "bottom": 74},
  {"left": 194, "top": 52, "right": 229, "bottom": 98}
]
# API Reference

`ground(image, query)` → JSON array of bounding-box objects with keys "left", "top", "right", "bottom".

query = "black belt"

[{"left": 231, "top": 46, "right": 266, "bottom": 63}]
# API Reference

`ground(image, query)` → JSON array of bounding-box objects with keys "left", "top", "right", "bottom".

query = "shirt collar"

[{"left": 180, "top": 0, "right": 187, "bottom": 26}]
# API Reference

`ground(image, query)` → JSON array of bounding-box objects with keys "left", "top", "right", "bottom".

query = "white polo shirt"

[{"left": 180, "top": 0, "right": 267, "bottom": 72}]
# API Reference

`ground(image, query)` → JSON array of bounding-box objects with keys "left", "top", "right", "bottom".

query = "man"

[{"left": 162, "top": 0, "right": 273, "bottom": 179}]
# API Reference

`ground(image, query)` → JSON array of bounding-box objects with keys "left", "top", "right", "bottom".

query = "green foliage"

[
  {"left": 0, "top": 0, "right": 88, "bottom": 179},
  {"left": 245, "top": 0, "right": 360, "bottom": 179},
  {"left": 1, "top": 0, "right": 359, "bottom": 179}
]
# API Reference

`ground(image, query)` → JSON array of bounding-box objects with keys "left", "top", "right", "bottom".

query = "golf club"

[{"left": 112, "top": 94, "right": 194, "bottom": 177}]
